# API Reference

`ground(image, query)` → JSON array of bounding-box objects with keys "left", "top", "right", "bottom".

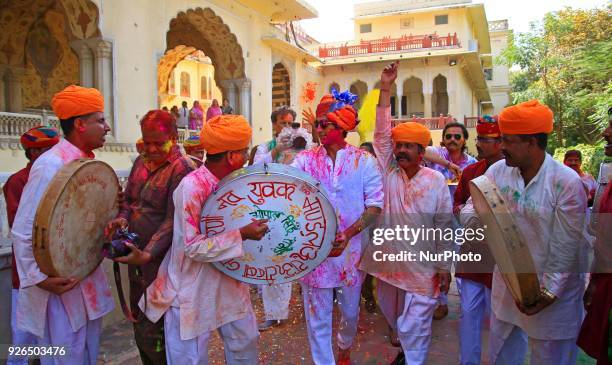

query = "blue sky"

[{"left": 299, "top": 0, "right": 609, "bottom": 43}]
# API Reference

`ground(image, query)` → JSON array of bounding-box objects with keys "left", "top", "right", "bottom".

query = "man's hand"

[
  {"left": 381, "top": 61, "right": 399, "bottom": 88},
  {"left": 113, "top": 243, "right": 152, "bottom": 266},
  {"left": 328, "top": 231, "right": 351, "bottom": 257},
  {"left": 517, "top": 290, "right": 557, "bottom": 315},
  {"left": 583, "top": 279, "right": 595, "bottom": 309},
  {"left": 301, "top": 107, "right": 315, "bottom": 129},
  {"left": 438, "top": 270, "right": 451, "bottom": 294},
  {"left": 240, "top": 219, "right": 269, "bottom": 241},
  {"left": 448, "top": 162, "right": 461, "bottom": 178},
  {"left": 104, "top": 217, "right": 128, "bottom": 239},
  {"left": 37, "top": 277, "right": 78, "bottom": 295}
]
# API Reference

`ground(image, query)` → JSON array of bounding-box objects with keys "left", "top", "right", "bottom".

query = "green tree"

[{"left": 499, "top": 6, "right": 611, "bottom": 151}]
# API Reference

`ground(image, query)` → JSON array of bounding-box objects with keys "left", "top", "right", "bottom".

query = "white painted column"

[
  {"left": 6, "top": 67, "right": 25, "bottom": 112},
  {"left": 396, "top": 77, "right": 404, "bottom": 117},
  {"left": 239, "top": 78, "right": 252, "bottom": 123},
  {"left": 88, "top": 38, "right": 114, "bottom": 134},
  {"left": 70, "top": 40, "right": 94, "bottom": 87},
  {"left": 222, "top": 80, "right": 238, "bottom": 113}
]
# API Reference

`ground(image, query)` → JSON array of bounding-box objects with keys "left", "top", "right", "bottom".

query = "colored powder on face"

[{"left": 161, "top": 140, "right": 173, "bottom": 154}]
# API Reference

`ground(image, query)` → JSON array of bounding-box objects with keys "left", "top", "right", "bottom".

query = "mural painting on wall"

[
  {"left": 168, "top": 69, "right": 176, "bottom": 95},
  {"left": 180, "top": 72, "right": 190, "bottom": 97},
  {"left": 201, "top": 76, "right": 207, "bottom": 100}
]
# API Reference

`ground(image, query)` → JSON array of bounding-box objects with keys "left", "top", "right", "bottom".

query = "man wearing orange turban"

[
  {"left": 5, "top": 126, "right": 59, "bottom": 363},
  {"left": 460, "top": 100, "right": 588, "bottom": 365},
  {"left": 11, "top": 85, "right": 115, "bottom": 363},
  {"left": 359, "top": 61, "right": 454, "bottom": 365},
  {"left": 105, "top": 109, "right": 196, "bottom": 364},
  {"left": 139, "top": 113, "right": 268, "bottom": 364},
  {"left": 290, "top": 89, "right": 384, "bottom": 365}
]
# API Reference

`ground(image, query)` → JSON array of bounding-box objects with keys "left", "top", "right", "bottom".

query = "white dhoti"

[
  {"left": 301, "top": 283, "right": 361, "bottom": 365},
  {"left": 490, "top": 311, "right": 578, "bottom": 365},
  {"left": 396, "top": 291, "right": 438, "bottom": 365},
  {"left": 376, "top": 279, "right": 405, "bottom": 330},
  {"left": 459, "top": 279, "right": 491, "bottom": 365},
  {"left": 8, "top": 289, "right": 38, "bottom": 365},
  {"left": 38, "top": 294, "right": 102, "bottom": 365},
  {"left": 164, "top": 306, "right": 258, "bottom": 365},
  {"left": 261, "top": 283, "right": 292, "bottom": 321}
]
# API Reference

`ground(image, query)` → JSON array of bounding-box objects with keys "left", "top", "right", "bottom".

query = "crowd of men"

[{"left": 5, "top": 62, "right": 611, "bottom": 365}]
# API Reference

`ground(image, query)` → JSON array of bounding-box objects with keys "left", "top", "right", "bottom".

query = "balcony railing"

[
  {"left": 391, "top": 115, "right": 479, "bottom": 130},
  {"left": 0, "top": 111, "right": 60, "bottom": 137},
  {"left": 319, "top": 33, "right": 460, "bottom": 58}
]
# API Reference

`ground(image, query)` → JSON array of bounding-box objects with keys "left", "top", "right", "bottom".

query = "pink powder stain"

[
  {"left": 149, "top": 274, "right": 167, "bottom": 304},
  {"left": 83, "top": 281, "right": 98, "bottom": 311}
]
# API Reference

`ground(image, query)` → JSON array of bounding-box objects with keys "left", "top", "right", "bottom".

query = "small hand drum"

[{"left": 200, "top": 163, "right": 337, "bottom": 285}]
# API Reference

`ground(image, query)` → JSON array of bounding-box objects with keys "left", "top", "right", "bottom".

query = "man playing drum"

[
  {"left": 105, "top": 110, "right": 196, "bottom": 364},
  {"left": 5, "top": 126, "right": 59, "bottom": 365},
  {"left": 453, "top": 115, "right": 502, "bottom": 365},
  {"left": 461, "top": 100, "right": 588, "bottom": 365},
  {"left": 12, "top": 85, "right": 115, "bottom": 364},
  {"left": 139, "top": 115, "right": 269, "bottom": 364},
  {"left": 362, "top": 61, "right": 454, "bottom": 365},
  {"left": 290, "top": 90, "right": 384, "bottom": 365}
]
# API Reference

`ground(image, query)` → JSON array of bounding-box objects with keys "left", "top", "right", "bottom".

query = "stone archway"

[
  {"left": 272, "top": 63, "right": 290, "bottom": 109},
  {"left": 432, "top": 74, "right": 449, "bottom": 117},
  {"left": 0, "top": 0, "right": 108, "bottom": 114},
  {"left": 403, "top": 77, "right": 424, "bottom": 117},
  {"left": 163, "top": 7, "right": 250, "bottom": 120}
]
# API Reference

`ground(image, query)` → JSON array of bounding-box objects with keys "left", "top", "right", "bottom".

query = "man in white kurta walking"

[
  {"left": 361, "top": 61, "right": 454, "bottom": 365},
  {"left": 291, "top": 90, "right": 384, "bottom": 365},
  {"left": 140, "top": 115, "right": 269, "bottom": 364},
  {"left": 12, "top": 85, "right": 115, "bottom": 364},
  {"left": 461, "top": 100, "right": 588, "bottom": 365}
]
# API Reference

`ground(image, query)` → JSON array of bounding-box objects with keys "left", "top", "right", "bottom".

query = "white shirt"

[
  {"left": 12, "top": 139, "right": 114, "bottom": 337},
  {"left": 290, "top": 144, "right": 384, "bottom": 288},
  {"left": 177, "top": 107, "right": 189, "bottom": 128},
  {"left": 360, "top": 106, "right": 454, "bottom": 297},
  {"left": 461, "top": 155, "right": 588, "bottom": 340},
  {"left": 139, "top": 166, "right": 252, "bottom": 340}
]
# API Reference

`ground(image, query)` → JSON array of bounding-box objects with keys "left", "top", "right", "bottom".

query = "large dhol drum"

[
  {"left": 469, "top": 175, "right": 540, "bottom": 306},
  {"left": 201, "top": 163, "right": 337, "bottom": 285},
  {"left": 33, "top": 159, "right": 120, "bottom": 280}
]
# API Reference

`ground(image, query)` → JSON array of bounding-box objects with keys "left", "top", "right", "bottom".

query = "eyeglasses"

[
  {"left": 476, "top": 136, "right": 500, "bottom": 143},
  {"left": 445, "top": 133, "right": 463, "bottom": 140}
]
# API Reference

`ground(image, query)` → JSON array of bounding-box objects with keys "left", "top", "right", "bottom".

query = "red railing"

[
  {"left": 319, "top": 33, "right": 460, "bottom": 58},
  {"left": 391, "top": 115, "right": 478, "bottom": 130}
]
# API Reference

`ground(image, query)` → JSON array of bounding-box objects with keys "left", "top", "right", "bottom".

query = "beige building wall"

[{"left": 160, "top": 58, "right": 222, "bottom": 113}]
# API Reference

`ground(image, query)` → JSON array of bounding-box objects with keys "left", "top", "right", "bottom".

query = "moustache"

[{"left": 395, "top": 153, "right": 412, "bottom": 162}]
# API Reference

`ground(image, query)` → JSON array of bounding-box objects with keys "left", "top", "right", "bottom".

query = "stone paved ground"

[{"left": 98, "top": 281, "right": 596, "bottom": 365}]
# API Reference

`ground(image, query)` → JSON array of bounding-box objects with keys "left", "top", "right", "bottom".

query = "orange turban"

[
  {"left": 316, "top": 94, "right": 335, "bottom": 119},
  {"left": 20, "top": 126, "right": 60, "bottom": 149},
  {"left": 327, "top": 106, "right": 358, "bottom": 131},
  {"left": 200, "top": 115, "right": 252, "bottom": 154},
  {"left": 499, "top": 100, "right": 553, "bottom": 135},
  {"left": 391, "top": 122, "right": 431, "bottom": 148},
  {"left": 51, "top": 85, "right": 104, "bottom": 120}
]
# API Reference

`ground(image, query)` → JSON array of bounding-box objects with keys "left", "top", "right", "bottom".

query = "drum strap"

[{"left": 112, "top": 262, "right": 147, "bottom": 323}]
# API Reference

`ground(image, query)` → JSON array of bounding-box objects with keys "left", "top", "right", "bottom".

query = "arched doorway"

[
  {"left": 0, "top": 0, "right": 112, "bottom": 129},
  {"left": 403, "top": 77, "right": 424, "bottom": 117},
  {"left": 432, "top": 74, "right": 449, "bottom": 117},
  {"left": 272, "top": 63, "right": 290, "bottom": 109},
  {"left": 374, "top": 80, "right": 398, "bottom": 117},
  {"left": 349, "top": 80, "right": 368, "bottom": 111},
  {"left": 160, "top": 8, "right": 249, "bottom": 120}
]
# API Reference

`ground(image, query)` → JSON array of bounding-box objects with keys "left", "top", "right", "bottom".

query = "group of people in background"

[
  {"left": 4, "top": 60, "right": 611, "bottom": 365},
  {"left": 161, "top": 98, "right": 234, "bottom": 131}
]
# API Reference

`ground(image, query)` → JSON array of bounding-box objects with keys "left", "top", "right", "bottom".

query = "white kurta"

[
  {"left": 360, "top": 106, "right": 454, "bottom": 296},
  {"left": 461, "top": 155, "right": 588, "bottom": 340},
  {"left": 140, "top": 165, "right": 253, "bottom": 341},
  {"left": 290, "top": 144, "right": 384, "bottom": 288},
  {"left": 11, "top": 139, "right": 114, "bottom": 338}
]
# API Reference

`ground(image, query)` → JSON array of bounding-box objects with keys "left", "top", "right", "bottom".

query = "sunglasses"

[
  {"left": 445, "top": 133, "right": 463, "bottom": 140},
  {"left": 315, "top": 119, "right": 337, "bottom": 129}
]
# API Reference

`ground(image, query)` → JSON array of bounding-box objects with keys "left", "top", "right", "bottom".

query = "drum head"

[
  {"left": 469, "top": 175, "right": 540, "bottom": 306},
  {"left": 33, "top": 159, "right": 120, "bottom": 280},
  {"left": 201, "top": 163, "right": 337, "bottom": 285}
]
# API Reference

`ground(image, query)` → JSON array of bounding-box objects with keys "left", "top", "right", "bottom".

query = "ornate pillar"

[
  {"left": 0, "top": 65, "right": 7, "bottom": 111},
  {"left": 87, "top": 38, "right": 114, "bottom": 134},
  {"left": 395, "top": 78, "right": 404, "bottom": 117},
  {"left": 221, "top": 80, "right": 238, "bottom": 112},
  {"left": 239, "top": 78, "right": 252, "bottom": 123},
  {"left": 6, "top": 67, "right": 26, "bottom": 113},
  {"left": 70, "top": 40, "right": 94, "bottom": 87}
]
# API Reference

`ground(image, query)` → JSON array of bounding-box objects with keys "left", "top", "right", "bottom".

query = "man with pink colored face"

[
  {"left": 139, "top": 115, "right": 268, "bottom": 364},
  {"left": 105, "top": 109, "right": 196, "bottom": 364},
  {"left": 360, "top": 61, "right": 454, "bottom": 365},
  {"left": 290, "top": 90, "right": 384, "bottom": 365}
]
